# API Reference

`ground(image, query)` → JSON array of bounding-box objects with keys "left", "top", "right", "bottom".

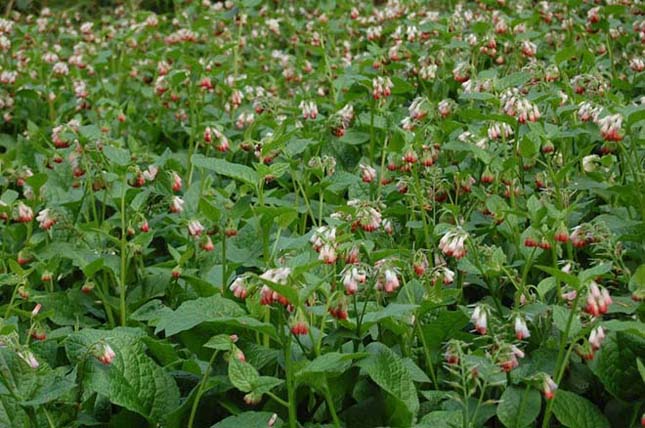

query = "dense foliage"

[{"left": 0, "top": 1, "right": 644, "bottom": 427}]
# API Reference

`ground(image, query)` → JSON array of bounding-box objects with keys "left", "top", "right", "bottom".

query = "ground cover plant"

[{"left": 0, "top": 0, "right": 644, "bottom": 427}]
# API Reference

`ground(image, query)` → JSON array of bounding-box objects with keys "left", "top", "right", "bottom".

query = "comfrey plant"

[{"left": 0, "top": 1, "right": 643, "bottom": 427}]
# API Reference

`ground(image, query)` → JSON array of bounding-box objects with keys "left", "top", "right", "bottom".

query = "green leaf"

[
  {"left": 537, "top": 266, "right": 580, "bottom": 288},
  {"left": 204, "top": 334, "right": 235, "bottom": 351},
  {"left": 358, "top": 342, "right": 419, "bottom": 427},
  {"left": 578, "top": 263, "right": 612, "bottom": 284},
  {"left": 637, "top": 358, "right": 645, "bottom": 384},
  {"left": 211, "top": 412, "right": 283, "bottom": 428},
  {"left": 589, "top": 331, "right": 645, "bottom": 401},
  {"left": 0, "top": 348, "right": 76, "bottom": 407},
  {"left": 154, "top": 295, "right": 246, "bottom": 336},
  {"left": 497, "top": 72, "right": 531, "bottom": 90},
  {"left": 629, "top": 264, "right": 645, "bottom": 292},
  {"left": 360, "top": 304, "right": 418, "bottom": 333},
  {"left": 551, "top": 306, "right": 582, "bottom": 339},
  {"left": 191, "top": 154, "right": 257, "bottom": 186},
  {"left": 65, "top": 328, "right": 179, "bottom": 423},
  {"left": 600, "top": 320, "right": 644, "bottom": 335},
  {"left": 103, "top": 145, "right": 131, "bottom": 166},
  {"left": 552, "top": 390, "right": 609, "bottom": 428},
  {"left": 0, "top": 396, "right": 27, "bottom": 428},
  {"left": 228, "top": 357, "right": 259, "bottom": 393},
  {"left": 297, "top": 352, "right": 363, "bottom": 381},
  {"left": 415, "top": 410, "right": 462, "bottom": 428},
  {"left": 554, "top": 45, "right": 578, "bottom": 64},
  {"left": 496, "top": 386, "right": 541, "bottom": 428},
  {"left": 257, "top": 277, "right": 300, "bottom": 307}
]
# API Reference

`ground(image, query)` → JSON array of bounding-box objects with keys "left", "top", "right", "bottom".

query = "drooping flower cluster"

[
  {"left": 584, "top": 282, "right": 612, "bottom": 317},
  {"left": 470, "top": 305, "right": 488, "bottom": 335},
  {"left": 259, "top": 267, "right": 292, "bottom": 306},
  {"left": 309, "top": 226, "right": 337, "bottom": 264},
  {"left": 438, "top": 228, "right": 468, "bottom": 259},
  {"left": 500, "top": 89, "right": 541, "bottom": 123},
  {"left": 372, "top": 76, "right": 393, "bottom": 100}
]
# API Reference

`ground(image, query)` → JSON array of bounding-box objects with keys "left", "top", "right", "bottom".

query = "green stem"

[
  {"left": 416, "top": 321, "right": 438, "bottom": 387},
  {"left": 266, "top": 391, "right": 290, "bottom": 408},
  {"left": 119, "top": 176, "right": 128, "bottom": 326},
  {"left": 541, "top": 291, "right": 582, "bottom": 428},
  {"left": 187, "top": 350, "right": 219, "bottom": 428},
  {"left": 284, "top": 334, "right": 298, "bottom": 428},
  {"left": 323, "top": 384, "right": 341, "bottom": 428}
]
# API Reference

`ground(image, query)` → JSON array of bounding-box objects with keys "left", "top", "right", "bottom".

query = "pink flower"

[
  {"left": 598, "top": 114, "right": 623, "bottom": 142},
  {"left": 319, "top": 243, "right": 337, "bottom": 264},
  {"left": 585, "top": 282, "right": 612, "bottom": 317},
  {"left": 97, "top": 344, "right": 116, "bottom": 365},
  {"left": 36, "top": 209, "right": 56, "bottom": 230},
  {"left": 142, "top": 165, "right": 159, "bottom": 181},
  {"left": 514, "top": 316, "right": 530, "bottom": 340},
  {"left": 15, "top": 202, "right": 33, "bottom": 223},
  {"left": 382, "top": 269, "right": 400, "bottom": 293},
  {"left": 360, "top": 164, "right": 377, "bottom": 183},
  {"left": 589, "top": 326, "right": 605, "bottom": 350},
  {"left": 31, "top": 304, "right": 42, "bottom": 317},
  {"left": 299, "top": 100, "right": 318, "bottom": 120},
  {"left": 187, "top": 220, "right": 204, "bottom": 238},
  {"left": 543, "top": 376, "right": 558, "bottom": 400},
  {"left": 438, "top": 229, "right": 468, "bottom": 259},
  {"left": 171, "top": 172, "right": 182, "bottom": 192},
  {"left": 169, "top": 196, "right": 185, "bottom": 213},
  {"left": 201, "top": 236, "right": 214, "bottom": 251},
  {"left": 18, "top": 351, "right": 39, "bottom": 369},
  {"left": 342, "top": 267, "right": 366, "bottom": 295},
  {"left": 229, "top": 277, "right": 248, "bottom": 299},
  {"left": 204, "top": 127, "right": 213, "bottom": 144},
  {"left": 471, "top": 306, "right": 487, "bottom": 335}
]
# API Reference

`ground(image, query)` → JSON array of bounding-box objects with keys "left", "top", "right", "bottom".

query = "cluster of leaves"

[{"left": 0, "top": 0, "right": 644, "bottom": 427}]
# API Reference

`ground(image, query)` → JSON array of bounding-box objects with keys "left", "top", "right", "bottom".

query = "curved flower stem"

[
  {"left": 119, "top": 175, "right": 128, "bottom": 326},
  {"left": 541, "top": 291, "right": 582, "bottom": 428},
  {"left": 284, "top": 332, "right": 298, "bottom": 428},
  {"left": 323, "top": 383, "right": 341, "bottom": 428},
  {"left": 415, "top": 320, "right": 438, "bottom": 387},
  {"left": 266, "top": 391, "right": 290, "bottom": 408},
  {"left": 187, "top": 350, "right": 219, "bottom": 428}
]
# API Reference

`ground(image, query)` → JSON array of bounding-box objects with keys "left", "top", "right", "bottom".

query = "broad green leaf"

[
  {"left": 360, "top": 304, "right": 418, "bottom": 333},
  {"left": 552, "top": 390, "right": 609, "bottom": 428},
  {"left": 537, "top": 266, "right": 580, "bottom": 288},
  {"left": 0, "top": 396, "right": 27, "bottom": 428},
  {"left": 554, "top": 45, "right": 577, "bottom": 64},
  {"left": 103, "top": 145, "right": 131, "bottom": 166},
  {"left": 600, "top": 320, "right": 644, "bottom": 335},
  {"left": 204, "top": 334, "right": 235, "bottom": 351},
  {"left": 497, "top": 72, "right": 531, "bottom": 90},
  {"left": 154, "top": 295, "right": 246, "bottom": 336},
  {"left": 496, "top": 386, "right": 541, "bottom": 428},
  {"left": 415, "top": 410, "right": 462, "bottom": 428},
  {"left": 257, "top": 277, "right": 300, "bottom": 307},
  {"left": 297, "top": 352, "right": 363, "bottom": 380},
  {"left": 637, "top": 358, "right": 645, "bottom": 384},
  {"left": 191, "top": 154, "right": 257, "bottom": 186},
  {"left": 228, "top": 358, "right": 282, "bottom": 396},
  {"left": 0, "top": 348, "right": 75, "bottom": 407},
  {"left": 358, "top": 342, "right": 419, "bottom": 427},
  {"left": 589, "top": 331, "right": 645, "bottom": 401},
  {"left": 578, "top": 263, "right": 612, "bottom": 284},
  {"left": 211, "top": 412, "right": 283, "bottom": 428},
  {"left": 228, "top": 357, "right": 259, "bottom": 392},
  {"left": 551, "top": 306, "right": 582, "bottom": 338},
  {"left": 66, "top": 329, "right": 179, "bottom": 423},
  {"left": 629, "top": 264, "right": 645, "bottom": 292}
]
